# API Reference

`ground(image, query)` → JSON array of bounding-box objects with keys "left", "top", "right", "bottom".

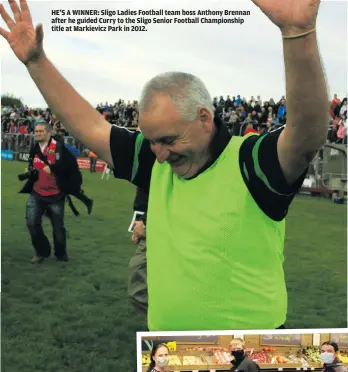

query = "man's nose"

[{"left": 151, "top": 143, "right": 169, "bottom": 164}]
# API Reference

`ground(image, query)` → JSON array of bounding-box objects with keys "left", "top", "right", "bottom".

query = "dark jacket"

[
  {"left": 231, "top": 356, "right": 260, "bottom": 372},
  {"left": 323, "top": 359, "right": 348, "bottom": 372},
  {"left": 133, "top": 187, "right": 149, "bottom": 212},
  {"left": 19, "top": 137, "right": 82, "bottom": 196}
]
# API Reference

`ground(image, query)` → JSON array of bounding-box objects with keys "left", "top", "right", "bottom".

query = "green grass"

[{"left": 1, "top": 160, "right": 347, "bottom": 371}]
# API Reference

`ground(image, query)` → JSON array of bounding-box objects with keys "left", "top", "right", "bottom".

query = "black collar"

[{"left": 186, "top": 116, "right": 231, "bottom": 180}]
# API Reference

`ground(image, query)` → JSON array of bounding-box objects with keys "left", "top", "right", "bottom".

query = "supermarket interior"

[{"left": 140, "top": 332, "right": 348, "bottom": 372}]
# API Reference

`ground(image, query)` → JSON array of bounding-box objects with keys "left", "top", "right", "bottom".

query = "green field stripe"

[
  {"left": 252, "top": 136, "right": 287, "bottom": 196},
  {"left": 131, "top": 132, "right": 144, "bottom": 182}
]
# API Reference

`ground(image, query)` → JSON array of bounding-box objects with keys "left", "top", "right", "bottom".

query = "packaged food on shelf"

[
  {"left": 181, "top": 355, "right": 205, "bottom": 365},
  {"left": 250, "top": 351, "right": 272, "bottom": 364},
  {"left": 168, "top": 355, "right": 182, "bottom": 366},
  {"left": 284, "top": 353, "right": 305, "bottom": 365}
]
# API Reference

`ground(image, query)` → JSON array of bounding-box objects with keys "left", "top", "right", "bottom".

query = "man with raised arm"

[{"left": 0, "top": 0, "right": 329, "bottom": 330}]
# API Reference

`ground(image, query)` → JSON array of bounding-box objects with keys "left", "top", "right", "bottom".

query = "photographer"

[{"left": 18, "top": 121, "right": 90, "bottom": 263}]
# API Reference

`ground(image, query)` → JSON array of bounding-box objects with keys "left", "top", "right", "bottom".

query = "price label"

[{"left": 163, "top": 341, "right": 176, "bottom": 351}]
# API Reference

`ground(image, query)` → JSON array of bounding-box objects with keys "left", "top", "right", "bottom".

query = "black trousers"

[
  {"left": 89, "top": 157, "right": 97, "bottom": 172},
  {"left": 26, "top": 192, "right": 67, "bottom": 258}
]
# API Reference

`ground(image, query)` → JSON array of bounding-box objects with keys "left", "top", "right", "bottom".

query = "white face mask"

[
  {"left": 156, "top": 356, "right": 169, "bottom": 367},
  {"left": 321, "top": 352, "right": 335, "bottom": 364}
]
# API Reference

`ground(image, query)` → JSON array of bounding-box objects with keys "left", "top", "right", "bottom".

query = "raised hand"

[
  {"left": 0, "top": 0, "right": 45, "bottom": 65},
  {"left": 251, "top": 0, "right": 320, "bottom": 36}
]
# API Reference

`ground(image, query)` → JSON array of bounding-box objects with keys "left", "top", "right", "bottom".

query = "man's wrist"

[
  {"left": 281, "top": 25, "right": 316, "bottom": 39},
  {"left": 26, "top": 53, "right": 48, "bottom": 69}
]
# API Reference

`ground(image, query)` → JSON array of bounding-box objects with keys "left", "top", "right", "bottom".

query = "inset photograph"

[{"left": 138, "top": 330, "right": 348, "bottom": 372}]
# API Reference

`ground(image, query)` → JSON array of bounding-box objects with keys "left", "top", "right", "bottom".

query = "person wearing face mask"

[
  {"left": 147, "top": 343, "right": 170, "bottom": 372},
  {"left": 230, "top": 338, "right": 260, "bottom": 372},
  {"left": 321, "top": 342, "right": 347, "bottom": 372}
]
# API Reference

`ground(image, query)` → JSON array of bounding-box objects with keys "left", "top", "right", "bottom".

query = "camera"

[{"left": 18, "top": 166, "right": 39, "bottom": 182}]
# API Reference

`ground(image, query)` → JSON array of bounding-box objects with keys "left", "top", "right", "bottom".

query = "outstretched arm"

[
  {"left": 252, "top": 0, "right": 329, "bottom": 185},
  {"left": 0, "top": 0, "right": 113, "bottom": 166}
]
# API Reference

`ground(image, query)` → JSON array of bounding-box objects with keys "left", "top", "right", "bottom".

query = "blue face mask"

[{"left": 321, "top": 352, "right": 334, "bottom": 364}]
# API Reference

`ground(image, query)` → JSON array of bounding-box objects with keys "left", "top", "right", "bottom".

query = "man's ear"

[{"left": 198, "top": 107, "right": 214, "bottom": 133}]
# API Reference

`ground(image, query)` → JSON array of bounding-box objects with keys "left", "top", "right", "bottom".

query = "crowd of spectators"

[
  {"left": 1, "top": 94, "right": 347, "bottom": 145},
  {"left": 95, "top": 99, "right": 139, "bottom": 127}
]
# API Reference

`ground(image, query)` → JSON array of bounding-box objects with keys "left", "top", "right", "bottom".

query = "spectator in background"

[
  {"left": 229, "top": 110, "right": 240, "bottom": 125},
  {"left": 254, "top": 99, "right": 262, "bottom": 113},
  {"left": 88, "top": 150, "right": 98, "bottom": 172},
  {"left": 330, "top": 101, "right": 337, "bottom": 119},
  {"left": 269, "top": 98, "right": 276, "bottom": 110},
  {"left": 125, "top": 102, "right": 134, "bottom": 126},
  {"left": 277, "top": 99, "right": 287, "bottom": 123},
  {"left": 271, "top": 114, "right": 280, "bottom": 126},
  {"left": 330, "top": 94, "right": 340, "bottom": 119},
  {"left": 18, "top": 120, "right": 29, "bottom": 134},
  {"left": 225, "top": 95, "right": 233, "bottom": 110},
  {"left": 332, "top": 94, "right": 340, "bottom": 106},
  {"left": 240, "top": 105, "right": 247, "bottom": 119},
  {"left": 244, "top": 112, "right": 253, "bottom": 124},
  {"left": 235, "top": 94, "right": 242, "bottom": 106},
  {"left": 334, "top": 99, "right": 342, "bottom": 117},
  {"left": 215, "top": 101, "right": 224, "bottom": 118},
  {"left": 329, "top": 115, "right": 340, "bottom": 143},
  {"left": 336, "top": 112, "right": 347, "bottom": 144},
  {"left": 256, "top": 112, "right": 263, "bottom": 124},
  {"left": 266, "top": 111, "right": 273, "bottom": 127},
  {"left": 8, "top": 118, "right": 16, "bottom": 133},
  {"left": 260, "top": 107, "right": 268, "bottom": 124},
  {"left": 244, "top": 122, "right": 258, "bottom": 135},
  {"left": 213, "top": 97, "right": 218, "bottom": 108},
  {"left": 339, "top": 98, "right": 347, "bottom": 117}
]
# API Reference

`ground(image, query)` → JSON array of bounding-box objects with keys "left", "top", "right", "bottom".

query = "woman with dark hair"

[
  {"left": 147, "top": 343, "right": 170, "bottom": 372},
  {"left": 321, "top": 341, "right": 347, "bottom": 372}
]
